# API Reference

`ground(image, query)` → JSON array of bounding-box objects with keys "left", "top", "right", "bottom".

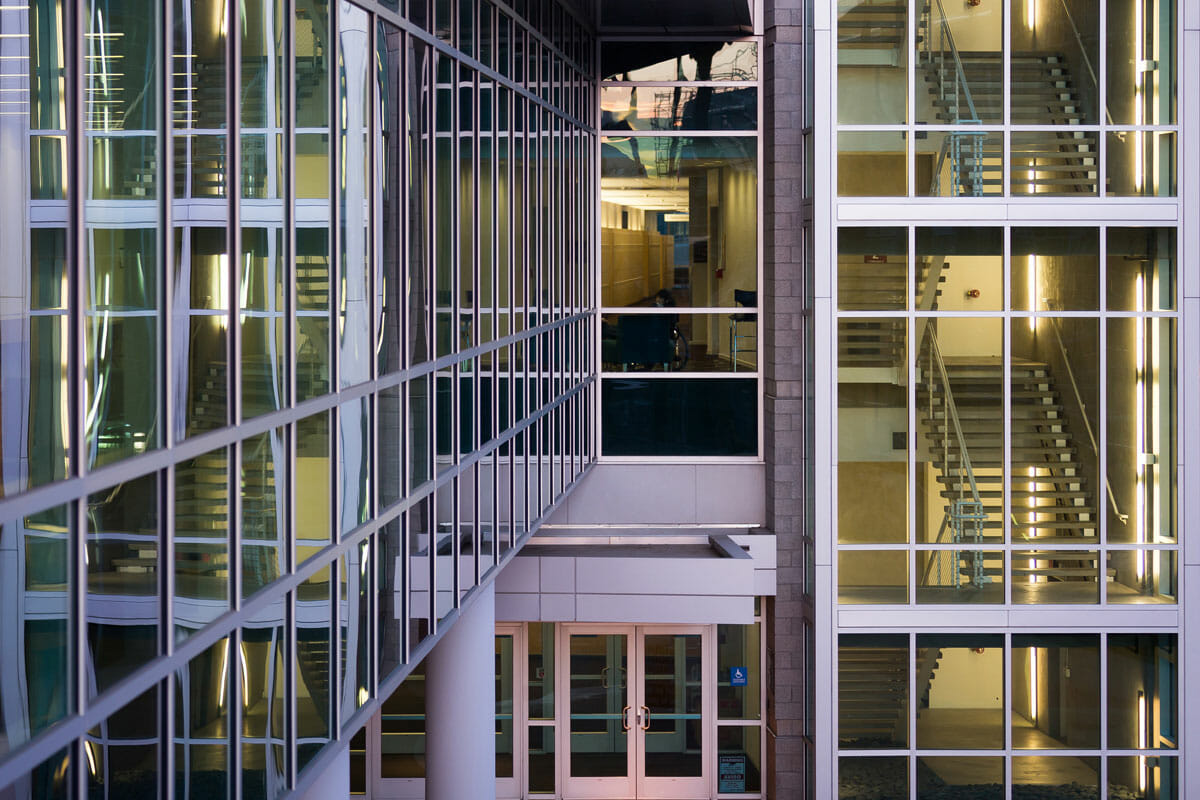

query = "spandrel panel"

[{"left": 837, "top": 0, "right": 907, "bottom": 125}]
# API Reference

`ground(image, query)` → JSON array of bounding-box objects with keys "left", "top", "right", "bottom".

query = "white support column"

[{"left": 426, "top": 584, "right": 497, "bottom": 800}]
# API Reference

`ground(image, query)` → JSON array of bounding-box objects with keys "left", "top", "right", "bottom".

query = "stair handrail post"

[{"left": 1042, "top": 306, "right": 1129, "bottom": 525}]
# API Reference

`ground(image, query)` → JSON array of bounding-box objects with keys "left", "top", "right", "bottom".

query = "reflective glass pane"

[
  {"left": 296, "top": 411, "right": 331, "bottom": 564},
  {"left": 839, "top": 317, "right": 907, "bottom": 545},
  {"left": 1109, "top": 549, "right": 1176, "bottom": 603},
  {"left": 1106, "top": 0, "right": 1175, "bottom": 125},
  {"left": 1012, "top": 634, "right": 1100, "bottom": 749},
  {"left": 716, "top": 726, "right": 761, "bottom": 793},
  {"left": 837, "top": 0, "right": 906, "bottom": 124},
  {"left": 600, "top": 136, "right": 756, "bottom": 308},
  {"left": 601, "top": 313, "right": 755, "bottom": 372},
  {"left": 569, "top": 634, "right": 628, "bottom": 778},
  {"left": 1011, "top": 0, "right": 1100, "bottom": 125},
  {"left": 916, "top": 550, "right": 1003, "bottom": 603},
  {"left": 175, "top": 448, "right": 229, "bottom": 637},
  {"left": 241, "top": 623, "right": 286, "bottom": 800},
  {"left": 496, "top": 634, "right": 514, "bottom": 778},
  {"left": 1109, "top": 756, "right": 1178, "bottom": 800},
  {"left": 1107, "top": 131, "right": 1176, "bottom": 197},
  {"left": 380, "top": 665, "right": 425, "bottom": 778},
  {"left": 176, "top": 639, "right": 231, "bottom": 800},
  {"left": 915, "top": 635, "right": 1003, "bottom": 749},
  {"left": 1107, "top": 228, "right": 1175, "bottom": 312},
  {"left": 1011, "top": 228, "right": 1099, "bottom": 311},
  {"left": 838, "top": 131, "right": 906, "bottom": 196},
  {"left": 601, "top": 377, "right": 756, "bottom": 456},
  {"left": 2, "top": 504, "right": 72, "bottom": 755},
  {"left": 89, "top": 687, "right": 159, "bottom": 799},
  {"left": 0, "top": 0, "right": 69, "bottom": 496},
  {"left": 242, "top": 429, "right": 285, "bottom": 600},
  {"left": 1108, "top": 634, "right": 1177, "bottom": 749},
  {"left": 408, "top": 497, "right": 432, "bottom": 649},
  {"left": 717, "top": 624, "right": 760, "bottom": 720},
  {"left": 601, "top": 86, "right": 756, "bottom": 131},
  {"left": 296, "top": 574, "right": 331, "bottom": 773},
  {"left": 408, "top": 38, "right": 432, "bottom": 366},
  {"left": 379, "top": 22, "right": 402, "bottom": 376},
  {"left": 339, "top": 399, "right": 370, "bottom": 536},
  {"left": 378, "top": 520, "right": 404, "bottom": 681},
  {"left": 1012, "top": 756, "right": 1099, "bottom": 798},
  {"left": 241, "top": 228, "right": 286, "bottom": 418},
  {"left": 602, "top": 41, "right": 758, "bottom": 82},
  {"left": 838, "top": 550, "right": 907, "bottom": 604},
  {"left": 1105, "top": 318, "right": 1175, "bottom": 545},
  {"left": 1011, "top": 131, "right": 1099, "bottom": 196},
  {"left": 917, "top": 1, "right": 1002, "bottom": 124},
  {"left": 529, "top": 622, "right": 556, "bottom": 720},
  {"left": 839, "top": 756, "right": 907, "bottom": 798},
  {"left": 915, "top": 227, "right": 1002, "bottom": 311},
  {"left": 338, "top": 3, "right": 372, "bottom": 390},
  {"left": 917, "top": 757, "right": 1002, "bottom": 800},
  {"left": 838, "top": 228, "right": 907, "bottom": 311},
  {"left": 176, "top": 226, "right": 229, "bottom": 438},
  {"left": 529, "top": 725, "right": 555, "bottom": 793}
]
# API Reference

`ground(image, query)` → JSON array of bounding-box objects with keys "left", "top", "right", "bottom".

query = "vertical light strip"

[
  {"left": 1029, "top": 647, "right": 1039, "bottom": 723},
  {"left": 1135, "top": 273, "right": 1146, "bottom": 580},
  {"left": 1134, "top": 0, "right": 1144, "bottom": 190},
  {"left": 1028, "top": 254, "right": 1037, "bottom": 331},
  {"left": 1138, "top": 689, "right": 1148, "bottom": 790},
  {"left": 1026, "top": 0, "right": 1036, "bottom": 31}
]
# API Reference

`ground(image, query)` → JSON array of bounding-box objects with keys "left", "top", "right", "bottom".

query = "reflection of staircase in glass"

[{"left": 837, "top": 1, "right": 908, "bottom": 67}]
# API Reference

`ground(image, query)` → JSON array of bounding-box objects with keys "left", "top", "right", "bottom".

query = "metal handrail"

[
  {"left": 1056, "top": 0, "right": 1114, "bottom": 126},
  {"left": 927, "top": 0, "right": 982, "bottom": 124},
  {"left": 917, "top": 324, "right": 985, "bottom": 588},
  {"left": 1044, "top": 313, "right": 1129, "bottom": 524}
]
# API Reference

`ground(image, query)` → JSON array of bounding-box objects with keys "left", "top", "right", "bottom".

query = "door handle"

[
  {"left": 621, "top": 705, "right": 632, "bottom": 731},
  {"left": 640, "top": 705, "right": 651, "bottom": 731},
  {"left": 618, "top": 666, "right": 627, "bottom": 688},
  {"left": 601, "top": 666, "right": 609, "bottom": 689}
]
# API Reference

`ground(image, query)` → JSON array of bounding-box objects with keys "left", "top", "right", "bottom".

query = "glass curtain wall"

[
  {"left": 598, "top": 40, "right": 761, "bottom": 457},
  {"left": 0, "top": 0, "right": 595, "bottom": 796},
  {"left": 836, "top": 0, "right": 1177, "bottom": 198},
  {"left": 836, "top": 226, "right": 1177, "bottom": 606}
]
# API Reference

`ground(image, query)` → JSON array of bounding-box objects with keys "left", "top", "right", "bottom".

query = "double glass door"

[{"left": 562, "top": 625, "right": 710, "bottom": 799}]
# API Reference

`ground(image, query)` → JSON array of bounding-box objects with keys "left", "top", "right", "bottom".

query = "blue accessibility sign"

[{"left": 730, "top": 666, "right": 748, "bottom": 687}]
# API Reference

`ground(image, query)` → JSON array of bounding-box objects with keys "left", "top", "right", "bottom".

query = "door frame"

[{"left": 558, "top": 623, "right": 715, "bottom": 800}]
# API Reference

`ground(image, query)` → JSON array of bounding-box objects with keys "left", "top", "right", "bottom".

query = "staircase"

[
  {"left": 919, "top": 1, "right": 1098, "bottom": 196},
  {"left": 837, "top": 257, "right": 945, "bottom": 368},
  {"left": 839, "top": 645, "right": 942, "bottom": 745},
  {"left": 918, "top": 354, "right": 1113, "bottom": 588}
]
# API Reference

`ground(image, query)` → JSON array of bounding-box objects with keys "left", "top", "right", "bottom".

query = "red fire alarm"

[
  {"left": 966, "top": 288, "right": 981, "bottom": 298},
  {"left": 967, "top": 0, "right": 981, "bottom": 6}
]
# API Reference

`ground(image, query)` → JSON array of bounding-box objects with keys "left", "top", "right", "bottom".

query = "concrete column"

[{"left": 426, "top": 584, "right": 496, "bottom": 800}]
